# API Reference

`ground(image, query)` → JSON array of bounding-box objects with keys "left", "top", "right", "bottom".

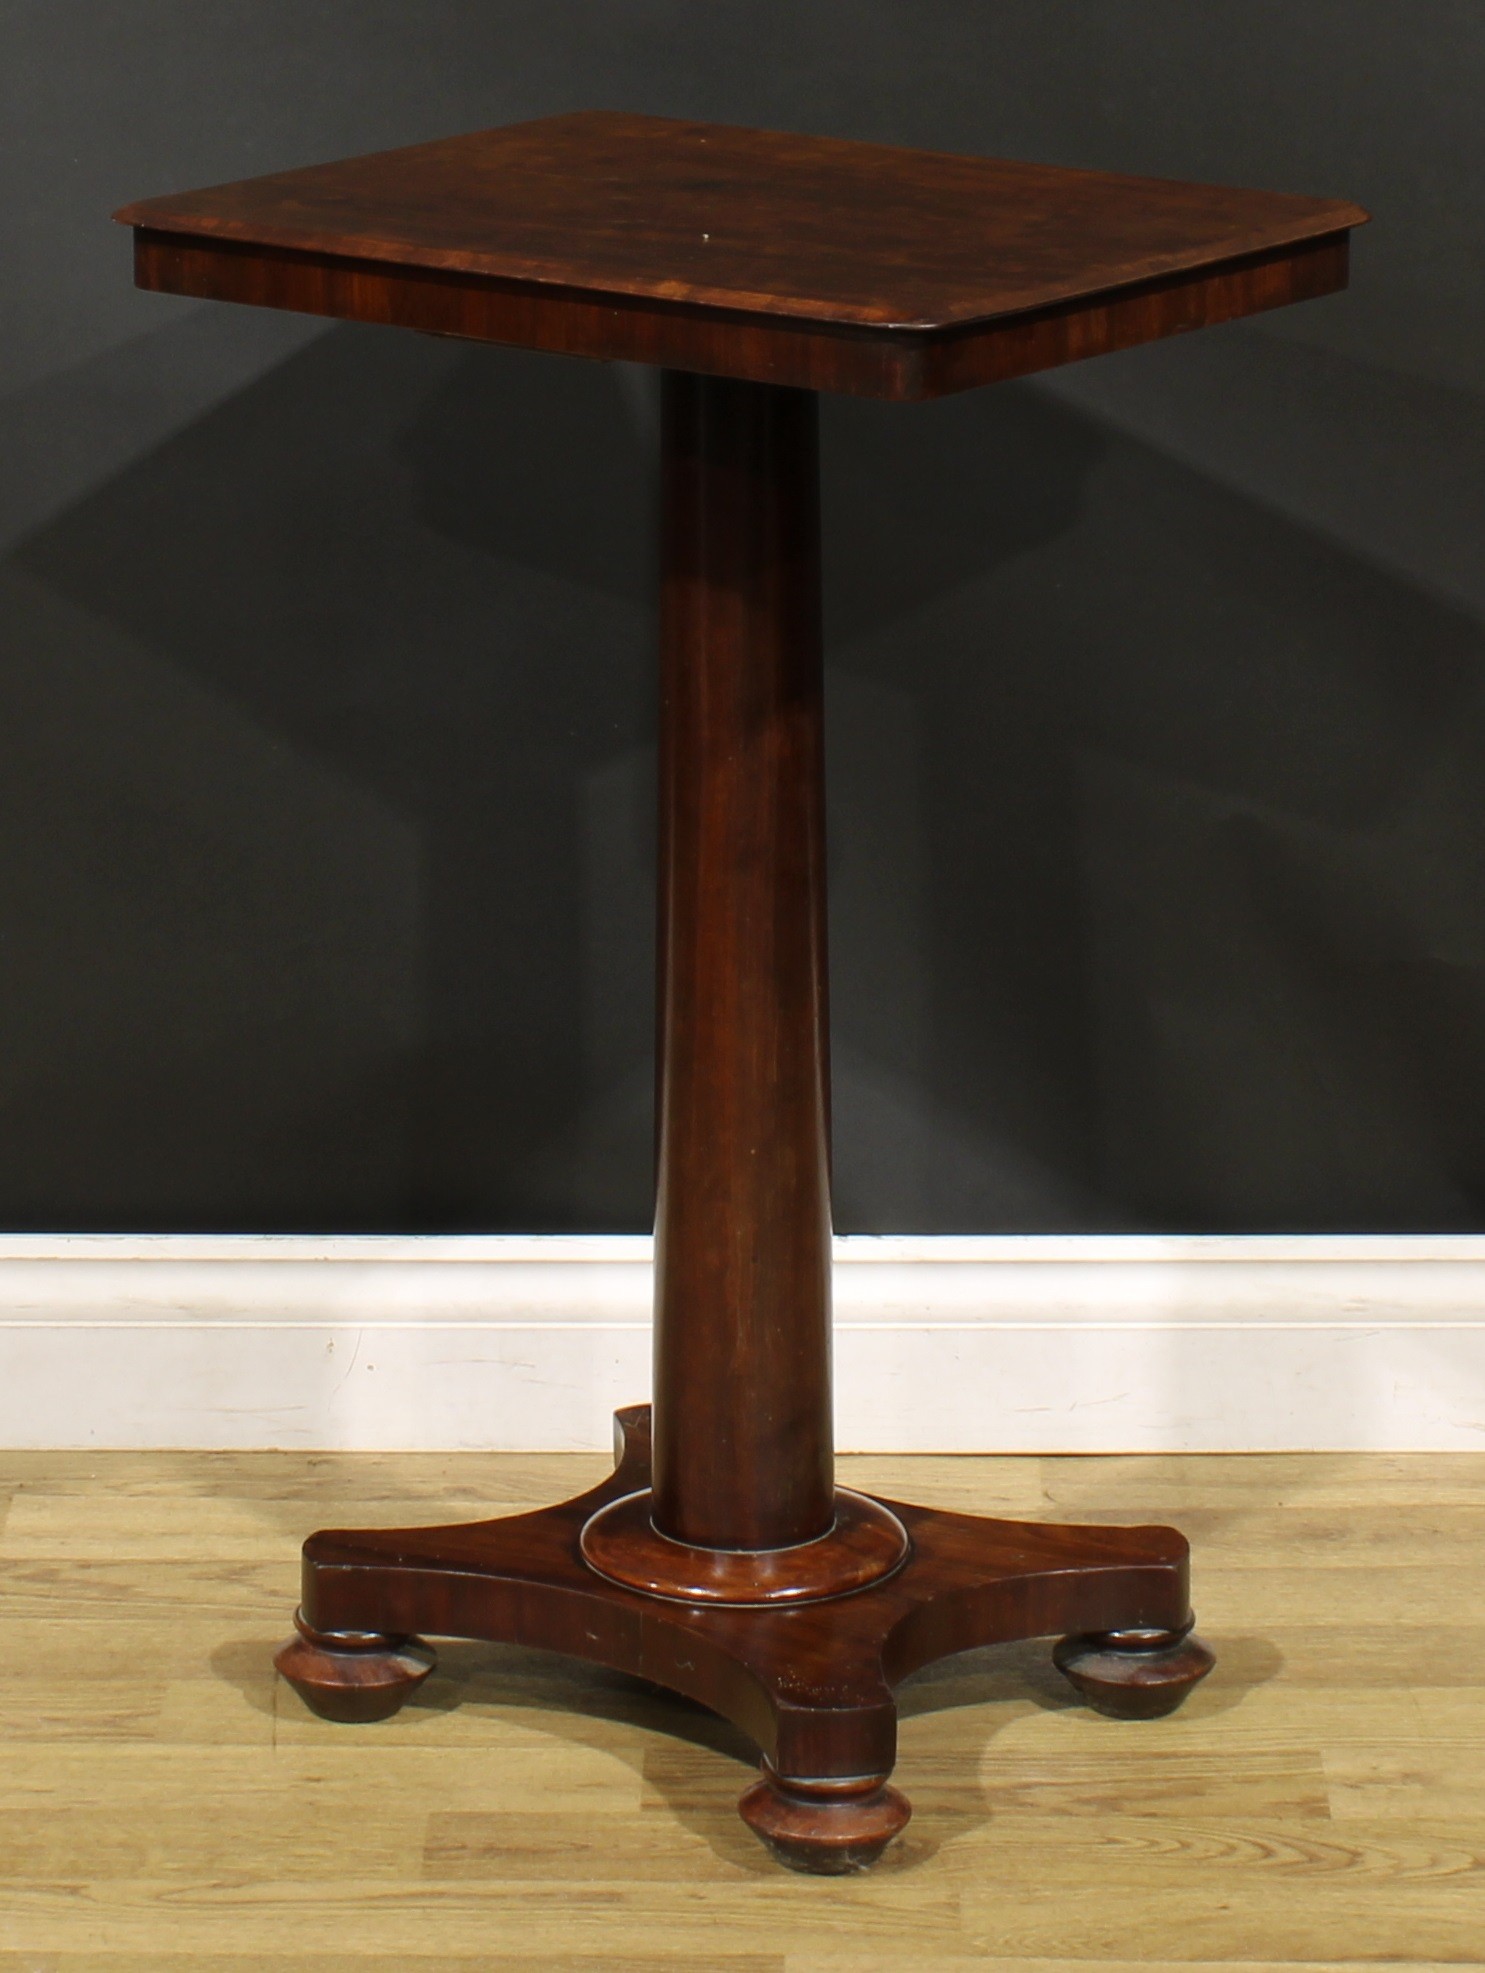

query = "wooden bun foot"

[
  {"left": 273, "top": 1610, "right": 435, "bottom": 1722},
  {"left": 1053, "top": 1621, "right": 1214, "bottom": 1719},
  {"left": 738, "top": 1766, "right": 911, "bottom": 1874}
]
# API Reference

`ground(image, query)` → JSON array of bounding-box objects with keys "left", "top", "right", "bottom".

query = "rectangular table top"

[{"left": 117, "top": 111, "right": 1367, "bottom": 400}]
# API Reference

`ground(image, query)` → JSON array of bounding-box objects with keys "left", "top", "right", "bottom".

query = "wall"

[{"left": 4, "top": 2, "right": 1483, "bottom": 1234}]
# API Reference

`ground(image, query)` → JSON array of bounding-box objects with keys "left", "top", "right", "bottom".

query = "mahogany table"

[{"left": 117, "top": 113, "right": 1366, "bottom": 1873}]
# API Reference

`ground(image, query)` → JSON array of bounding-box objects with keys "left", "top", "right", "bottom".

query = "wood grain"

[
  {"left": 115, "top": 112, "right": 1363, "bottom": 330},
  {"left": 652, "top": 372, "right": 832, "bottom": 1550},
  {"left": 258, "top": 366, "right": 1203, "bottom": 1868},
  {"left": 117, "top": 112, "right": 1366, "bottom": 399},
  {"left": 3, "top": 1447, "right": 1483, "bottom": 1963}
]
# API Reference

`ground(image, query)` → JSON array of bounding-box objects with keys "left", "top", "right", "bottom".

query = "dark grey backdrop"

[{"left": 4, "top": 3, "right": 1482, "bottom": 1232}]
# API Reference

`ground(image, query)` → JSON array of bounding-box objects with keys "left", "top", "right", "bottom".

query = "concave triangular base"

[{"left": 275, "top": 1404, "right": 1213, "bottom": 1872}]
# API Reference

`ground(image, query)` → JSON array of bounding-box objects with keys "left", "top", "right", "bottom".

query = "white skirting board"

[{"left": 2, "top": 1233, "right": 1484, "bottom": 1453}]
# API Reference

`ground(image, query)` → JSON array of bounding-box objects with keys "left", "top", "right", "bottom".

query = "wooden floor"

[{"left": 3, "top": 1446, "right": 1483, "bottom": 1970}]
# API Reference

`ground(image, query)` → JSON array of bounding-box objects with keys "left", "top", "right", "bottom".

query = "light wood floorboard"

[{"left": 1, "top": 1449, "right": 1483, "bottom": 1968}]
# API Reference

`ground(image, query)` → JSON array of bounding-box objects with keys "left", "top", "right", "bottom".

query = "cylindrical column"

[{"left": 651, "top": 370, "right": 833, "bottom": 1551}]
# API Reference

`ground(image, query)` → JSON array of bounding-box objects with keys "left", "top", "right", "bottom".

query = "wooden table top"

[{"left": 116, "top": 111, "right": 1367, "bottom": 400}]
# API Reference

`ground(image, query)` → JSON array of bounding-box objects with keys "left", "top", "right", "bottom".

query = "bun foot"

[
  {"left": 739, "top": 1765, "right": 911, "bottom": 1874},
  {"left": 1053, "top": 1620, "right": 1214, "bottom": 1719},
  {"left": 274, "top": 1610, "right": 435, "bottom": 1722}
]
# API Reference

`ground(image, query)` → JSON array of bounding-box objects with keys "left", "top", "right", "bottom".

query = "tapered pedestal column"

[
  {"left": 276, "top": 372, "right": 1213, "bottom": 1872},
  {"left": 653, "top": 369, "right": 833, "bottom": 1553},
  {"left": 582, "top": 371, "right": 906, "bottom": 1605}
]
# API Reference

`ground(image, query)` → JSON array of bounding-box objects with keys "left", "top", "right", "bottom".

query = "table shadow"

[{"left": 11, "top": 318, "right": 1485, "bottom": 1235}]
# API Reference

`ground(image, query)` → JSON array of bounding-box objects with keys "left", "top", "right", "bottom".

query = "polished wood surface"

[
  {"left": 653, "top": 373, "right": 831, "bottom": 1552},
  {"left": 126, "top": 225, "right": 1351, "bottom": 401},
  {"left": 275, "top": 1404, "right": 1205, "bottom": 1867},
  {"left": 5, "top": 1446, "right": 1484, "bottom": 1963},
  {"left": 579, "top": 1483, "right": 909, "bottom": 1605},
  {"left": 273, "top": 1611, "right": 435, "bottom": 1723},
  {"left": 259, "top": 367, "right": 1211, "bottom": 1870},
  {"left": 117, "top": 112, "right": 1366, "bottom": 399},
  {"left": 739, "top": 1766, "right": 912, "bottom": 1875},
  {"left": 114, "top": 112, "right": 1363, "bottom": 327},
  {"left": 113, "top": 123, "right": 1365, "bottom": 1871},
  {"left": 1054, "top": 1625, "right": 1218, "bottom": 1719}
]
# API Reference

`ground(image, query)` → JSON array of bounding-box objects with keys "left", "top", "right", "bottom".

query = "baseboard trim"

[{"left": 3, "top": 1232, "right": 1483, "bottom": 1451}]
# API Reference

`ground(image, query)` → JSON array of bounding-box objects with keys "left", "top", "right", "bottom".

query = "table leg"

[
  {"left": 584, "top": 371, "right": 906, "bottom": 1601},
  {"left": 653, "top": 368, "right": 834, "bottom": 1555},
  {"left": 274, "top": 369, "right": 1213, "bottom": 1874}
]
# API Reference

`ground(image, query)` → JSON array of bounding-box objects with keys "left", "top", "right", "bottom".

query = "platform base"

[{"left": 274, "top": 1405, "right": 1213, "bottom": 1871}]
